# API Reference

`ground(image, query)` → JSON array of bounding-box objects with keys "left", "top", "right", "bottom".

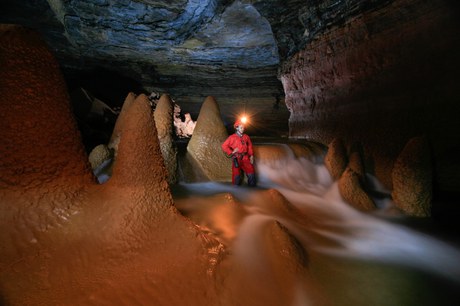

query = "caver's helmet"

[{"left": 233, "top": 119, "right": 243, "bottom": 129}]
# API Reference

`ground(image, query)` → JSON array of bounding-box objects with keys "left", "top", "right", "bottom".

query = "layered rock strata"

[{"left": 280, "top": 0, "right": 460, "bottom": 196}]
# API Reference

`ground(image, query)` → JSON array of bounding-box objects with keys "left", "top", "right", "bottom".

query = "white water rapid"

[{"left": 173, "top": 142, "right": 460, "bottom": 306}]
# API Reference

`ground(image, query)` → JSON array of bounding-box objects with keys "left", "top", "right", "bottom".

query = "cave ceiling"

[{"left": 0, "top": 0, "right": 389, "bottom": 113}]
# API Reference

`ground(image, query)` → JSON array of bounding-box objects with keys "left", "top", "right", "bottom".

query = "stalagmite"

[
  {"left": 324, "top": 138, "right": 348, "bottom": 180},
  {"left": 348, "top": 146, "right": 365, "bottom": 179},
  {"left": 0, "top": 25, "right": 222, "bottom": 306},
  {"left": 392, "top": 136, "right": 432, "bottom": 217},
  {"left": 154, "top": 94, "right": 178, "bottom": 184},
  {"left": 339, "top": 167, "right": 375, "bottom": 211},
  {"left": 109, "top": 91, "right": 137, "bottom": 155},
  {"left": 187, "top": 96, "right": 231, "bottom": 182}
]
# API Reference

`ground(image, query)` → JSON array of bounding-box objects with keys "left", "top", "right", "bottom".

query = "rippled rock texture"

[
  {"left": 0, "top": 0, "right": 288, "bottom": 135},
  {"left": 0, "top": 0, "right": 392, "bottom": 137}
]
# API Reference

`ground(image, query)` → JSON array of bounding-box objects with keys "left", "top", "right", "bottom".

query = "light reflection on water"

[{"left": 172, "top": 144, "right": 460, "bottom": 306}]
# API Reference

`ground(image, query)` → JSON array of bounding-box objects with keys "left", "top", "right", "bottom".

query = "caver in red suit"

[{"left": 221, "top": 120, "right": 256, "bottom": 186}]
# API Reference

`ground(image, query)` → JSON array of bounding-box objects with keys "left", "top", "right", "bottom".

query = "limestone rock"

[
  {"left": 324, "top": 138, "right": 348, "bottom": 180},
  {"left": 187, "top": 96, "right": 231, "bottom": 182},
  {"left": 339, "top": 167, "right": 375, "bottom": 211},
  {"left": 154, "top": 94, "right": 178, "bottom": 184},
  {"left": 392, "top": 136, "right": 432, "bottom": 217}
]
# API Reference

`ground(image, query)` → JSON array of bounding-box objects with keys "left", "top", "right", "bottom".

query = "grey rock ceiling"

[{"left": 0, "top": 0, "right": 390, "bottom": 105}]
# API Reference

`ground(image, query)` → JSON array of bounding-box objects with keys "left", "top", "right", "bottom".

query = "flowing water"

[{"left": 173, "top": 142, "right": 460, "bottom": 306}]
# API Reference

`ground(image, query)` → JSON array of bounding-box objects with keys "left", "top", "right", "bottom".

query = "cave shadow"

[
  {"left": 62, "top": 67, "right": 146, "bottom": 108},
  {"left": 62, "top": 67, "right": 147, "bottom": 153}
]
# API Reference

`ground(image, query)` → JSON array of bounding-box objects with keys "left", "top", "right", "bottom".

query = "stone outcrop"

[
  {"left": 187, "top": 96, "right": 232, "bottom": 182},
  {"left": 154, "top": 94, "right": 178, "bottom": 184},
  {"left": 392, "top": 136, "right": 432, "bottom": 217}
]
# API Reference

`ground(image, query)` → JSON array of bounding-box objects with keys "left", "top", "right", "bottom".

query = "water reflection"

[{"left": 172, "top": 143, "right": 460, "bottom": 306}]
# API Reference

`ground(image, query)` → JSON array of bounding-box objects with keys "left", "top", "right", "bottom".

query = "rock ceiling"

[{"left": 0, "top": 0, "right": 390, "bottom": 133}]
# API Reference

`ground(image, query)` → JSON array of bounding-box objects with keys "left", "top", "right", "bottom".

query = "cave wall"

[{"left": 280, "top": 0, "right": 460, "bottom": 194}]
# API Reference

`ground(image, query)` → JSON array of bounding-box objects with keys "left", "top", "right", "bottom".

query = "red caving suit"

[{"left": 221, "top": 133, "right": 256, "bottom": 186}]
